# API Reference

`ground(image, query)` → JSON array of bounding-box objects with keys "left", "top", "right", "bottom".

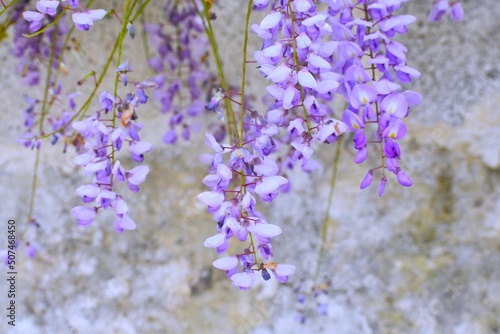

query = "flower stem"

[
  {"left": 314, "top": 135, "right": 343, "bottom": 282},
  {"left": 195, "top": 0, "right": 239, "bottom": 143},
  {"left": 288, "top": 2, "right": 311, "bottom": 132},
  {"left": 363, "top": 3, "right": 386, "bottom": 171},
  {"left": 238, "top": 0, "right": 253, "bottom": 139}
]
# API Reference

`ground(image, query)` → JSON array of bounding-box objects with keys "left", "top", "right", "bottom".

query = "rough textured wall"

[{"left": 1, "top": 0, "right": 500, "bottom": 333}]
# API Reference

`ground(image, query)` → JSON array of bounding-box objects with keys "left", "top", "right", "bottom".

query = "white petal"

[
  {"left": 231, "top": 272, "right": 254, "bottom": 289},
  {"left": 129, "top": 141, "right": 153, "bottom": 155},
  {"left": 298, "top": 69, "right": 317, "bottom": 89},
  {"left": 73, "top": 152, "right": 95, "bottom": 166},
  {"left": 302, "top": 14, "right": 326, "bottom": 27},
  {"left": 114, "top": 197, "right": 129, "bottom": 215},
  {"left": 319, "top": 41, "right": 339, "bottom": 58},
  {"left": 72, "top": 12, "right": 93, "bottom": 25},
  {"left": 267, "top": 64, "right": 292, "bottom": 83},
  {"left": 254, "top": 156, "right": 279, "bottom": 176},
  {"left": 293, "top": 0, "right": 312, "bottom": 13},
  {"left": 23, "top": 11, "right": 44, "bottom": 22},
  {"left": 127, "top": 165, "right": 150, "bottom": 185},
  {"left": 295, "top": 33, "right": 311, "bottom": 49},
  {"left": 84, "top": 160, "right": 108, "bottom": 173},
  {"left": 315, "top": 80, "right": 339, "bottom": 94},
  {"left": 283, "top": 85, "right": 296, "bottom": 110},
  {"left": 266, "top": 85, "right": 285, "bottom": 100},
  {"left": 88, "top": 9, "right": 107, "bottom": 21},
  {"left": 262, "top": 43, "right": 282, "bottom": 58},
  {"left": 217, "top": 164, "right": 232, "bottom": 180},
  {"left": 253, "top": 223, "right": 282, "bottom": 238},
  {"left": 118, "top": 215, "right": 136, "bottom": 230},
  {"left": 76, "top": 184, "right": 100, "bottom": 198},
  {"left": 213, "top": 256, "right": 238, "bottom": 271},
  {"left": 260, "top": 11, "right": 281, "bottom": 30},
  {"left": 197, "top": 191, "right": 224, "bottom": 207},
  {"left": 308, "top": 54, "right": 331, "bottom": 69},
  {"left": 255, "top": 176, "right": 288, "bottom": 195},
  {"left": 204, "top": 233, "right": 226, "bottom": 248}
]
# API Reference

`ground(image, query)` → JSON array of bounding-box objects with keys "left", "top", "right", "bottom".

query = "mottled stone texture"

[{"left": 1, "top": 1, "right": 500, "bottom": 333}]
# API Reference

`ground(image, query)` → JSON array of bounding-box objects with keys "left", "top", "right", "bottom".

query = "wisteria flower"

[{"left": 72, "top": 9, "right": 107, "bottom": 31}]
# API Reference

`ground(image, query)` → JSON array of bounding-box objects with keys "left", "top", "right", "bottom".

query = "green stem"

[
  {"left": 364, "top": 4, "right": 385, "bottom": 171},
  {"left": 22, "top": 148, "right": 41, "bottom": 239},
  {"left": 139, "top": 5, "right": 152, "bottom": 71},
  {"left": 39, "top": 23, "right": 59, "bottom": 132},
  {"left": 238, "top": 0, "right": 253, "bottom": 139},
  {"left": 110, "top": 0, "right": 138, "bottom": 189},
  {"left": 287, "top": 2, "right": 311, "bottom": 132},
  {"left": 195, "top": 0, "right": 239, "bottom": 143},
  {"left": 238, "top": 1, "right": 258, "bottom": 260},
  {"left": 0, "top": 0, "right": 19, "bottom": 28},
  {"left": 314, "top": 135, "right": 343, "bottom": 281},
  {"left": 25, "top": 20, "right": 59, "bottom": 234}
]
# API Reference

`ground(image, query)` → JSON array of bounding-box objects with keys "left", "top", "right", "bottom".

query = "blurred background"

[{"left": 1, "top": 0, "right": 499, "bottom": 333}]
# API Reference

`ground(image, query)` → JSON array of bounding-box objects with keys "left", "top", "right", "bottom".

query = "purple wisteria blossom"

[
  {"left": 145, "top": 0, "right": 217, "bottom": 144},
  {"left": 429, "top": 0, "right": 464, "bottom": 22},
  {"left": 70, "top": 63, "right": 156, "bottom": 232},
  {"left": 199, "top": 131, "right": 295, "bottom": 290},
  {"left": 251, "top": 0, "right": 422, "bottom": 193}
]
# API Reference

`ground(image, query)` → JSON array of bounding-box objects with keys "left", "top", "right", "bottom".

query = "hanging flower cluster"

[
  {"left": 145, "top": 0, "right": 217, "bottom": 144},
  {"left": 71, "top": 62, "right": 156, "bottom": 232}
]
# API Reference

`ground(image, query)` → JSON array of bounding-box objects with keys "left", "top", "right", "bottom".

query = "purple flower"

[
  {"left": 76, "top": 184, "right": 100, "bottom": 203},
  {"left": 72, "top": 9, "right": 107, "bottom": 31},
  {"left": 36, "top": 1, "right": 59, "bottom": 16},
  {"left": 396, "top": 168, "right": 412, "bottom": 187},
  {"left": 198, "top": 191, "right": 225, "bottom": 208},
  {"left": 99, "top": 91, "right": 115, "bottom": 112},
  {"left": 129, "top": 141, "right": 153, "bottom": 162},
  {"left": 204, "top": 133, "right": 223, "bottom": 153},
  {"left": 429, "top": 0, "right": 449, "bottom": 22},
  {"left": 25, "top": 243, "right": 37, "bottom": 258},
  {"left": 382, "top": 119, "right": 407, "bottom": 139},
  {"left": 204, "top": 233, "right": 228, "bottom": 254},
  {"left": 350, "top": 84, "right": 377, "bottom": 109},
  {"left": 378, "top": 176, "right": 387, "bottom": 197},
  {"left": 114, "top": 214, "right": 136, "bottom": 233},
  {"left": 117, "top": 61, "right": 133, "bottom": 86},
  {"left": 253, "top": 0, "right": 270, "bottom": 11},
  {"left": 230, "top": 272, "right": 255, "bottom": 291},
  {"left": 22, "top": 11, "right": 44, "bottom": 32},
  {"left": 113, "top": 196, "right": 129, "bottom": 216},
  {"left": 450, "top": 2, "right": 464, "bottom": 21},
  {"left": 380, "top": 93, "right": 408, "bottom": 118},
  {"left": 71, "top": 206, "right": 97, "bottom": 226},
  {"left": 126, "top": 165, "right": 150, "bottom": 192},
  {"left": 205, "top": 88, "right": 225, "bottom": 111},
  {"left": 271, "top": 264, "right": 295, "bottom": 283},
  {"left": 255, "top": 176, "right": 288, "bottom": 197},
  {"left": 61, "top": 0, "right": 80, "bottom": 8},
  {"left": 112, "top": 160, "right": 126, "bottom": 182},
  {"left": 162, "top": 129, "right": 177, "bottom": 144},
  {"left": 213, "top": 256, "right": 238, "bottom": 271},
  {"left": 384, "top": 138, "right": 401, "bottom": 159},
  {"left": 360, "top": 170, "right": 374, "bottom": 189}
]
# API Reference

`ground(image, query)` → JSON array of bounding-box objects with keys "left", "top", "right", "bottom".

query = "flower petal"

[{"left": 213, "top": 256, "right": 239, "bottom": 271}]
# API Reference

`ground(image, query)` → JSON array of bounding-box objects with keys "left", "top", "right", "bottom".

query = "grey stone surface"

[{"left": 1, "top": 0, "right": 500, "bottom": 333}]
